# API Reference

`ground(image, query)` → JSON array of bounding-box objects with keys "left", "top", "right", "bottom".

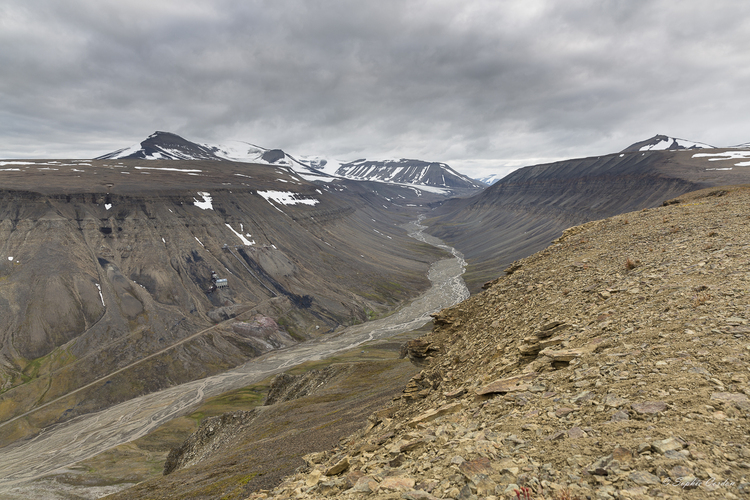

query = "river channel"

[{"left": 0, "top": 218, "right": 469, "bottom": 496}]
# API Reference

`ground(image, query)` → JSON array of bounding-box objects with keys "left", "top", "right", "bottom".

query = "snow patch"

[
  {"left": 135, "top": 166, "right": 202, "bottom": 173},
  {"left": 193, "top": 192, "right": 213, "bottom": 210},
  {"left": 95, "top": 284, "right": 105, "bottom": 306},
  {"left": 639, "top": 137, "right": 713, "bottom": 151},
  {"left": 225, "top": 223, "right": 255, "bottom": 246},
  {"left": 257, "top": 190, "right": 319, "bottom": 206},
  {"left": 298, "top": 173, "right": 337, "bottom": 182},
  {"left": 693, "top": 150, "right": 750, "bottom": 168}
]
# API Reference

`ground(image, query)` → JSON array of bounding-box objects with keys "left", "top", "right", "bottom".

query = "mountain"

[
  {"left": 97, "top": 132, "right": 484, "bottom": 194},
  {"left": 332, "top": 158, "right": 484, "bottom": 190},
  {"left": 621, "top": 134, "right": 714, "bottom": 152},
  {"left": 0, "top": 159, "right": 450, "bottom": 446},
  {"left": 426, "top": 145, "right": 750, "bottom": 291},
  {"left": 96, "top": 131, "right": 225, "bottom": 161}
]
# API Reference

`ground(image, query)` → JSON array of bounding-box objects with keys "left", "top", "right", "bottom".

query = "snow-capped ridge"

[
  {"left": 334, "top": 158, "right": 483, "bottom": 190},
  {"left": 96, "top": 132, "right": 483, "bottom": 192},
  {"left": 621, "top": 134, "right": 715, "bottom": 153}
]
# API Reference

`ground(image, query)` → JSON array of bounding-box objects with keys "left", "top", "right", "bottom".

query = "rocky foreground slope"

[{"left": 257, "top": 185, "right": 750, "bottom": 499}]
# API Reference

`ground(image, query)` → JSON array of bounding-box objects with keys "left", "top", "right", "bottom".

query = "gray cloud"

[{"left": 2, "top": 0, "right": 749, "bottom": 176}]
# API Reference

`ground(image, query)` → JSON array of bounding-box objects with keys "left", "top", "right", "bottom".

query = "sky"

[{"left": 2, "top": 0, "right": 750, "bottom": 179}]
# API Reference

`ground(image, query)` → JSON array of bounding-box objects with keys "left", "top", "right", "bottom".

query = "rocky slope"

[
  {"left": 259, "top": 185, "right": 750, "bottom": 499},
  {"left": 0, "top": 159, "right": 448, "bottom": 445},
  {"left": 427, "top": 148, "right": 750, "bottom": 291}
]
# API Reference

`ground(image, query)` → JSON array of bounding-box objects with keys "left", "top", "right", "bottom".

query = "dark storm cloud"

[{"left": 2, "top": 0, "right": 750, "bottom": 176}]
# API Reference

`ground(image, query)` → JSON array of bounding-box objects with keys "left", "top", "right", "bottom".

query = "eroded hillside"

[
  {"left": 0, "top": 160, "right": 448, "bottom": 444},
  {"left": 428, "top": 148, "right": 750, "bottom": 291},
  {"left": 262, "top": 186, "right": 750, "bottom": 499}
]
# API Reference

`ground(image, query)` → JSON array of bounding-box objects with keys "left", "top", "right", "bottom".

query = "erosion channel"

[{"left": 0, "top": 217, "right": 469, "bottom": 496}]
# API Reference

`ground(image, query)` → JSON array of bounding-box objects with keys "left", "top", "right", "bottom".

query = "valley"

[
  {"left": 0, "top": 133, "right": 749, "bottom": 499},
  {"left": 0, "top": 159, "right": 458, "bottom": 444},
  {"left": 0, "top": 217, "right": 469, "bottom": 497}
]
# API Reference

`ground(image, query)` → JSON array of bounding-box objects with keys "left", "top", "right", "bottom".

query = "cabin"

[{"left": 216, "top": 278, "right": 228, "bottom": 289}]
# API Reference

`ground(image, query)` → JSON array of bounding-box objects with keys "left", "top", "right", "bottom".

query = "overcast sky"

[{"left": 2, "top": 0, "right": 749, "bottom": 178}]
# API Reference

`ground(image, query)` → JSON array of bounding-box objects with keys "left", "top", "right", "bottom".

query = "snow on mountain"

[
  {"left": 96, "top": 132, "right": 483, "bottom": 192},
  {"left": 97, "top": 132, "right": 337, "bottom": 182},
  {"left": 96, "top": 132, "right": 221, "bottom": 160},
  {"left": 296, "top": 155, "right": 344, "bottom": 176},
  {"left": 475, "top": 174, "right": 502, "bottom": 185},
  {"left": 334, "top": 159, "right": 484, "bottom": 190},
  {"left": 207, "top": 141, "right": 267, "bottom": 162},
  {"left": 621, "top": 134, "right": 715, "bottom": 153}
]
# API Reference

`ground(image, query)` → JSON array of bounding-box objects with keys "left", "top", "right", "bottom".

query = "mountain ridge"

[
  {"left": 96, "top": 132, "right": 484, "bottom": 193},
  {"left": 621, "top": 134, "right": 715, "bottom": 152}
]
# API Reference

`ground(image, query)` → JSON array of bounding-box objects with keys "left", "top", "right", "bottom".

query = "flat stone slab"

[
  {"left": 711, "top": 391, "right": 750, "bottom": 410},
  {"left": 379, "top": 476, "right": 416, "bottom": 492},
  {"left": 630, "top": 470, "right": 661, "bottom": 485},
  {"left": 631, "top": 401, "right": 667, "bottom": 414},
  {"left": 476, "top": 373, "right": 539, "bottom": 395},
  {"left": 408, "top": 402, "right": 463, "bottom": 426},
  {"left": 539, "top": 347, "right": 585, "bottom": 362}
]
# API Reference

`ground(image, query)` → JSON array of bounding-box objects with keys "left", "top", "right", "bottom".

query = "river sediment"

[{"left": 0, "top": 219, "right": 469, "bottom": 496}]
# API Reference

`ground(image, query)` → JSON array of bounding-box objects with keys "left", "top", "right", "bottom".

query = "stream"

[{"left": 0, "top": 217, "right": 469, "bottom": 496}]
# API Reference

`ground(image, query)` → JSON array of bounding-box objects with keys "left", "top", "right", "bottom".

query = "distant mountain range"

[
  {"left": 97, "top": 132, "right": 750, "bottom": 193},
  {"left": 97, "top": 131, "right": 484, "bottom": 191}
]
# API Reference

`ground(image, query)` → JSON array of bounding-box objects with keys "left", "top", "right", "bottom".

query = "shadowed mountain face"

[
  {"left": 427, "top": 148, "right": 750, "bottom": 291},
  {"left": 0, "top": 159, "right": 449, "bottom": 442}
]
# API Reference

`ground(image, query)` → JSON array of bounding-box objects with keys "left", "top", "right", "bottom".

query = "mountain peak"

[
  {"left": 621, "top": 134, "right": 714, "bottom": 153},
  {"left": 96, "top": 131, "right": 221, "bottom": 161}
]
